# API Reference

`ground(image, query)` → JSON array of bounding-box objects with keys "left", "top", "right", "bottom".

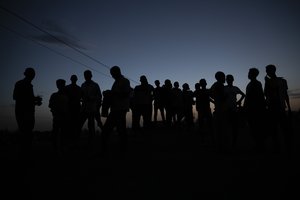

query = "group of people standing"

[
  {"left": 13, "top": 64, "right": 293, "bottom": 158},
  {"left": 13, "top": 66, "right": 131, "bottom": 156},
  {"left": 244, "top": 65, "right": 292, "bottom": 154},
  {"left": 130, "top": 64, "right": 292, "bottom": 154},
  {"left": 210, "top": 65, "right": 292, "bottom": 154}
]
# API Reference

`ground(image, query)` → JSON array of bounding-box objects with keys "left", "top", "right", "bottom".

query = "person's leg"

[
  {"left": 132, "top": 106, "right": 141, "bottom": 131},
  {"left": 214, "top": 112, "right": 225, "bottom": 153},
  {"left": 51, "top": 118, "right": 61, "bottom": 155},
  {"left": 206, "top": 113, "right": 215, "bottom": 145},
  {"left": 95, "top": 105, "right": 103, "bottom": 129},
  {"left": 165, "top": 106, "right": 173, "bottom": 127},
  {"left": 159, "top": 106, "right": 166, "bottom": 122},
  {"left": 154, "top": 104, "right": 158, "bottom": 122},
  {"left": 116, "top": 110, "right": 128, "bottom": 151},
  {"left": 231, "top": 111, "right": 239, "bottom": 150},
  {"left": 143, "top": 104, "right": 152, "bottom": 129},
  {"left": 186, "top": 108, "right": 194, "bottom": 129},
  {"left": 17, "top": 113, "right": 34, "bottom": 161},
  {"left": 79, "top": 112, "right": 88, "bottom": 132},
  {"left": 87, "top": 113, "right": 96, "bottom": 136},
  {"left": 280, "top": 111, "right": 293, "bottom": 155},
  {"left": 268, "top": 111, "right": 280, "bottom": 153},
  {"left": 101, "top": 111, "right": 116, "bottom": 152}
]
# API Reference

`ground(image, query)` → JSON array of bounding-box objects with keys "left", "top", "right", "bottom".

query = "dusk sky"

[{"left": 1, "top": 0, "right": 300, "bottom": 131}]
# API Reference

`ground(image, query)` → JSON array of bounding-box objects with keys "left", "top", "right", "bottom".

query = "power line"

[
  {"left": 0, "top": 6, "right": 110, "bottom": 69},
  {"left": 0, "top": 23, "right": 112, "bottom": 79},
  {"left": 0, "top": 5, "right": 139, "bottom": 84}
]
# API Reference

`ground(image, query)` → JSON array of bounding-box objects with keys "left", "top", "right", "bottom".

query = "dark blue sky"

[{"left": 1, "top": 0, "right": 300, "bottom": 131}]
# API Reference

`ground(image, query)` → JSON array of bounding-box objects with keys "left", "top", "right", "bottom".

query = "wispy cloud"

[
  {"left": 288, "top": 89, "right": 300, "bottom": 99},
  {"left": 31, "top": 20, "right": 86, "bottom": 50}
]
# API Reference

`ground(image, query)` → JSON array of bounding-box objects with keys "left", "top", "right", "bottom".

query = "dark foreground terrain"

[{"left": 1, "top": 116, "right": 300, "bottom": 200}]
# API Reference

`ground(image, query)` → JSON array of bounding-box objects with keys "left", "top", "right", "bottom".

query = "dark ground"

[{"left": 1, "top": 115, "right": 300, "bottom": 199}]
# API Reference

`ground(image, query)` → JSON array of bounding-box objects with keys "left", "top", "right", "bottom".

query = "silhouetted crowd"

[{"left": 13, "top": 64, "right": 294, "bottom": 158}]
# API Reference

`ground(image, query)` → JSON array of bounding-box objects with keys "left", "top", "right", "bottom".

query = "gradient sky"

[{"left": 1, "top": 0, "right": 300, "bottom": 131}]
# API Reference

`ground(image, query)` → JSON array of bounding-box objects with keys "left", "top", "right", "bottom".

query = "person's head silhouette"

[
  {"left": 84, "top": 70, "right": 92, "bottom": 81},
  {"left": 215, "top": 71, "right": 225, "bottom": 83},
  {"left": 226, "top": 74, "right": 234, "bottom": 86},
  {"left": 24, "top": 67, "right": 35, "bottom": 81},
  {"left": 56, "top": 79, "right": 66, "bottom": 90},
  {"left": 199, "top": 79, "right": 207, "bottom": 88},
  {"left": 174, "top": 81, "right": 179, "bottom": 89},
  {"left": 182, "top": 83, "right": 189, "bottom": 91},
  {"left": 140, "top": 75, "right": 148, "bottom": 85},
  {"left": 195, "top": 82, "right": 200, "bottom": 90},
  {"left": 70, "top": 74, "right": 78, "bottom": 84},
  {"left": 266, "top": 64, "right": 276, "bottom": 78},
  {"left": 154, "top": 80, "right": 160, "bottom": 87},
  {"left": 248, "top": 68, "right": 259, "bottom": 80},
  {"left": 110, "top": 66, "right": 122, "bottom": 80}
]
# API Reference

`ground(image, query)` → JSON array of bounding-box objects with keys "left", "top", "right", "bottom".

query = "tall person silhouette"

[
  {"left": 244, "top": 68, "right": 267, "bottom": 153},
  {"left": 210, "top": 71, "right": 226, "bottom": 152},
  {"left": 153, "top": 80, "right": 166, "bottom": 124},
  {"left": 13, "top": 67, "right": 42, "bottom": 161},
  {"left": 132, "top": 75, "right": 154, "bottom": 131},
  {"left": 181, "top": 83, "right": 194, "bottom": 130},
  {"left": 162, "top": 79, "right": 173, "bottom": 127},
  {"left": 171, "top": 81, "right": 183, "bottom": 126},
  {"left": 80, "top": 70, "right": 102, "bottom": 143},
  {"left": 264, "top": 64, "right": 292, "bottom": 154},
  {"left": 194, "top": 79, "right": 214, "bottom": 144},
  {"left": 65, "top": 75, "right": 82, "bottom": 141},
  {"left": 101, "top": 66, "right": 132, "bottom": 153},
  {"left": 49, "top": 79, "right": 69, "bottom": 155},
  {"left": 224, "top": 74, "right": 245, "bottom": 150}
]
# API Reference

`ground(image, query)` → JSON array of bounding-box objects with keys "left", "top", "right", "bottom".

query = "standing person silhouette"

[
  {"left": 162, "top": 79, "right": 173, "bottom": 127},
  {"left": 49, "top": 79, "right": 69, "bottom": 155},
  {"left": 101, "top": 66, "right": 132, "bottom": 153},
  {"left": 153, "top": 80, "right": 166, "bottom": 124},
  {"left": 224, "top": 74, "right": 245, "bottom": 150},
  {"left": 171, "top": 81, "right": 183, "bottom": 126},
  {"left": 244, "top": 68, "right": 267, "bottom": 153},
  {"left": 65, "top": 75, "right": 82, "bottom": 141},
  {"left": 210, "top": 71, "right": 226, "bottom": 152},
  {"left": 194, "top": 79, "right": 214, "bottom": 144},
  {"left": 181, "top": 83, "right": 194, "bottom": 130},
  {"left": 194, "top": 82, "right": 201, "bottom": 128},
  {"left": 80, "top": 70, "right": 102, "bottom": 143},
  {"left": 132, "top": 75, "right": 154, "bottom": 131},
  {"left": 13, "top": 67, "right": 42, "bottom": 161},
  {"left": 264, "top": 64, "right": 292, "bottom": 154}
]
